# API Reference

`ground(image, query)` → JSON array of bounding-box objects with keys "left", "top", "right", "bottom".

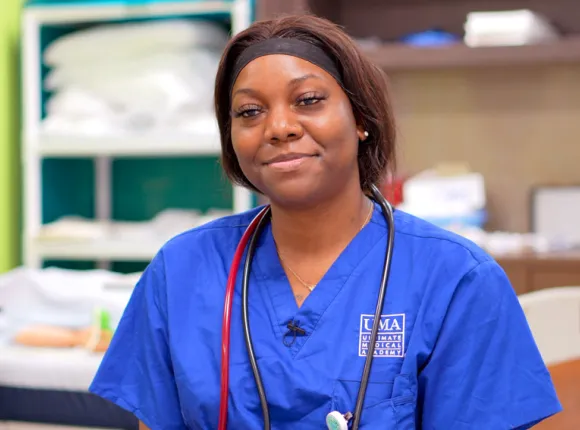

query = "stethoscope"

[{"left": 218, "top": 184, "right": 396, "bottom": 430}]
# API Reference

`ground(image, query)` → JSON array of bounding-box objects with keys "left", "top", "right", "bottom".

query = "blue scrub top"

[{"left": 90, "top": 204, "right": 562, "bottom": 429}]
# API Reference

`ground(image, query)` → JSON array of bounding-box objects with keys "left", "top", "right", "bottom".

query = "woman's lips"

[{"left": 265, "top": 154, "right": 317, "bottom": 172}]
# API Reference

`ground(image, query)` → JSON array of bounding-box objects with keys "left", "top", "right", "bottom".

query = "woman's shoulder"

[
  {"left": 391, "top": 212, "right": 562, "bottom": 429},
  {"left": 387, "top": 209, "right": 511, "bottom": 300},
  {"left": 391, "top": 208, "right": 493, "bottom": 269},
  {"left": 159, "top": 206, "right": 264, "bottom": 258}
]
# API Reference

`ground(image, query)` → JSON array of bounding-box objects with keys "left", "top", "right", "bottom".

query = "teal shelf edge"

[
  {"left": 25, "top": 0, "right": 236, "bottom": 6},
  {"left": 24, "top": 0, "right": 256, "bottom": 26}
]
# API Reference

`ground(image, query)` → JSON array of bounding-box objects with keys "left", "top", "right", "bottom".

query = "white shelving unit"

[
  {"left": 31, "top": 131, "right": 222, "bottom": 157},
  {"left": 21, "top": 0, "right": 255, "bottom": 268},
  {"left": 34, "top": 238, "right": 165, "bottom": 261}
]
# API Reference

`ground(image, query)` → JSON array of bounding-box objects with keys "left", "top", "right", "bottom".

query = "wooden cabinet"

[
  {"left": 255, "top": 0, "right": 580, "bottom": 234},
  {"left": 256, "top": 0, "right": 309, "bottom": 20},
  {"left": 496, "top": 252, "right": 580, "bottom": 295},
  {"left": 257, "top": 0, "right": 580, "bottom": 75}
]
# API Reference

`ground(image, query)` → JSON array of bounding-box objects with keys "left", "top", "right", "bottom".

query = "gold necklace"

[{"left": 277, "top": 201, "right": 374, "bottom": 292}]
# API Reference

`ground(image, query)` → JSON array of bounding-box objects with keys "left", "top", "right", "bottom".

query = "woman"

[{"left": 90, "top": 14, "right": 561, "bottom": 429}]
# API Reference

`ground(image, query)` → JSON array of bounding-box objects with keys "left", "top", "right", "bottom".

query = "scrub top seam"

[
  {"left": 90, "top": 388, "right": 154, "bottom": 428},
  {"left": 294, "top": 230, "right": 388, "bottom": 360},
  {"left": 369, "top": 219, "right": 489, "bottom": 267},
  {"left": 368, "top": 206, "right": 489, "bottom": 265},
  {"left": 396, "top": 231, "right": 490, "bottom": 265},
  {"left": 158, "top": 249, "right": 169, "bottom": 311},
  {"left": 165, "top": 223, "right": 252, "bottom": 245},
  {"left": 155, "top": 250, "right": 175, "bottom": 344},
  {"left": 194, "top": 223, "right": 250, "bottom": 231}
]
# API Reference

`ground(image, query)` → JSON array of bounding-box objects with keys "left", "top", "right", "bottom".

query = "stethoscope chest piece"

[{"left": 326, "top": 411, "right": 351, "bottom": 430}]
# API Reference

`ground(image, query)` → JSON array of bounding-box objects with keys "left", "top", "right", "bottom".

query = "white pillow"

[
  {"left": 44, "top": 49, "right": 221, "bottom": 90},
  {"left": 44, "top": 19, "right": 229, "bottom": 67}
]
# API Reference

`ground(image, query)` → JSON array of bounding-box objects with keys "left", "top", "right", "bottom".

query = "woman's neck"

[{"left": 269, "top": 183, "right": 372, "bottom": 259}]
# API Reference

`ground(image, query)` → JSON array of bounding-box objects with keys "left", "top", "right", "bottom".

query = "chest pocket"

[{"left": 331, "top": 374, "right": 415, "bottom": 429}]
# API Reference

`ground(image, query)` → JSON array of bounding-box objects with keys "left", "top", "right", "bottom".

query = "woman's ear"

[
  {"left": 355, "top": 112, "right": 369, "bottom": 142},
  {"left": 357, "top": 125, "right": 369, "bottom": 142}
]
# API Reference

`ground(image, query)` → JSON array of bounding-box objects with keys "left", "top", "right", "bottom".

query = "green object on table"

[{"left": 96, "top": 307, "right": 113, "bottom": 332}]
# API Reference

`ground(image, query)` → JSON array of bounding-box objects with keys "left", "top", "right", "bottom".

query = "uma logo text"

[{"left": 359, "top": 314, "right": 405, "bottom": 358}]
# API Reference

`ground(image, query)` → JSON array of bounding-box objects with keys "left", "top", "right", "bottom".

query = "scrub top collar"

[{"left": 251, "top": 202, "right": 387, "bottom": 357}]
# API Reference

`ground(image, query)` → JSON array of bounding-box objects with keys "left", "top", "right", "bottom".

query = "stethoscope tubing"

[
  {"left": 242, "top": 206, "right": 273, "bottom": 428},
  {"left": 219, "top": 205, "right": 270, "bottom": 430},
  {"left": 219, "top": 184, "right": 395, "bottom": 430},
  {"left": 351, "top": 184, "right": 395, "bottom": 429}
]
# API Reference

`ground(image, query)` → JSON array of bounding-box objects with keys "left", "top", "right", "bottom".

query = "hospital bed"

[{"left": 0, "top": 345, "right": 137, "bottom": 430}]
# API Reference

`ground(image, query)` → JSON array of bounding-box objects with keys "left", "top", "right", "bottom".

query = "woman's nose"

[{"left": 264, "top": 106, "right": 304, "bottom": 144}]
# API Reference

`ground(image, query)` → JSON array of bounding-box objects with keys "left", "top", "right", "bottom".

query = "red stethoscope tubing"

[{"left": 218, "top": 206, "right": 271, "bottom": 430}]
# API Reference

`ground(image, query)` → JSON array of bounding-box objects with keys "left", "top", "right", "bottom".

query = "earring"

[{"left": 360, "top": 130, "right": 369, "bottom": 142}]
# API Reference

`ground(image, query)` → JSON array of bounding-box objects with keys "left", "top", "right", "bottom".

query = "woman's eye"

[
  {"left": 234, "top": 105, "right": 262, "bottom": 118},
  {"left": 297, "top": 96, "right": 323, "bottom": 106},
  {"left": 240, "top": 109, "right": 261, "bottom": 118}
]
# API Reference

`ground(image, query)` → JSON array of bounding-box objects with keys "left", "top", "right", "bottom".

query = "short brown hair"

[{"left": 214, "top": 14, "right": 396, "bottom": 193}]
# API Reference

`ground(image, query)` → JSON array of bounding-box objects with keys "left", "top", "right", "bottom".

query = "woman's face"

[{"left": 230, "top": 54, "right": 366, "bottom": 207}]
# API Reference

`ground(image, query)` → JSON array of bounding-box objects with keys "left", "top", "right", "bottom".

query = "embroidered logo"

[{"left": 359, "top": 314, "right": 405, "bottom": 358}]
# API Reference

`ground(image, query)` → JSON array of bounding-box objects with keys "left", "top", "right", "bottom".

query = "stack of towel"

[{"left": 42, "top": 19, "right": 229, "bottom": 137}]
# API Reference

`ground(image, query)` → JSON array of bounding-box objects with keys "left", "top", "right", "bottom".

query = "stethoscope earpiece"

[{"left": 326, "top": 411, "right": 350, "bottom": 430}]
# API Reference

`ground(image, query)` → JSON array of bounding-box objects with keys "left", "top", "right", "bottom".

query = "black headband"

[{"left": 229, "top": 38, "right": 343, "bottom": 95}]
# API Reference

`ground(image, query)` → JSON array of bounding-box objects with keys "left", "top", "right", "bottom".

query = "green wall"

[{"left": 0, "top": 0, "right": 21, "bottom": 273}]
